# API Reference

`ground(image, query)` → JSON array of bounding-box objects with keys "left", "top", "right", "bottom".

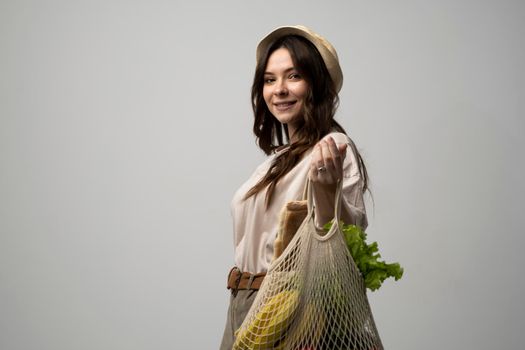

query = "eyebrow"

[{"left": 264, "top": 67, "right": 296, "bottom": 75}]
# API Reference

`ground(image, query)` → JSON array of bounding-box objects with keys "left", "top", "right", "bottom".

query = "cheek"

[{"left": 295, "top": 83, "right": 309, "bottom": 102}]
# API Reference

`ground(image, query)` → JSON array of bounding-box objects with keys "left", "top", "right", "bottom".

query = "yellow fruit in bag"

[
  {"left": 233, "top": 290, "right": 299, "bottom": 349},
  {"left": 278, "top": 301, "right": 325, "bottom": 349}
]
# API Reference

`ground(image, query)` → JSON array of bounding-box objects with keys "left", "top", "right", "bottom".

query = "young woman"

[{"left": 220, "top": 25, "right": 369, "bottom": 349}]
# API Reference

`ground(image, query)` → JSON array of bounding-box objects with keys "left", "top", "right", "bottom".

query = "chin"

[{"left": 274, "top": 112, "right": 301, "bottom": 125}]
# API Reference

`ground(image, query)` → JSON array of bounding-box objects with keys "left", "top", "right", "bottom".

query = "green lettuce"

[{"left": 324, "top": 222, "right": 403, "bottom": 291}]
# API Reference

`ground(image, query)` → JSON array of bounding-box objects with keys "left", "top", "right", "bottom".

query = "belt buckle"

[{"left": 246, "top": 274, "right": 256, "bottom": 290}]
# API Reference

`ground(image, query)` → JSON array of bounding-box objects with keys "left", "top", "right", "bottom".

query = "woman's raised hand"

[{"left": 309, "top": 136, "right": 347, "bottom": 185}]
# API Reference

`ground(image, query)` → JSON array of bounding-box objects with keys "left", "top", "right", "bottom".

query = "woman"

[{"left": 220, "top": 25, "right": 369, "bottom": 349}]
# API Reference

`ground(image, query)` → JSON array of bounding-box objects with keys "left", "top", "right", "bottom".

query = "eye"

[
  {"left": 289, "top": 73, "right": 302, "bottom": 80},
  {"left": 264, "top": 77, "right": 275, "bottom": 84}
]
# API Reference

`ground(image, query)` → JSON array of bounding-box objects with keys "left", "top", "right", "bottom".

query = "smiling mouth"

[{"left": 274, "top": 101, "right": 296, "bottom": 111}]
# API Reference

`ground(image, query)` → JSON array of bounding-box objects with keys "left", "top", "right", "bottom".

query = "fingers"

[
  {"left": 338, "top": 143, "right": 347, "bottom": 156},
  {"left": 324, "top": 137, "right": 345, "bottom": 174},
  {"left": 309, "top": 143, "right": 322, "bottom": 182},
  {"left": 319, "top": 140, "right": 337, "bottom": 182},
  {"left": 308, "top": 137, "right": 347, "bottom": 184}
]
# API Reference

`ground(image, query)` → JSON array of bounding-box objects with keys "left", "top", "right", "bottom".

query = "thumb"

[{"left": 338, "top": 143, "right": 348, "bottom": 158}]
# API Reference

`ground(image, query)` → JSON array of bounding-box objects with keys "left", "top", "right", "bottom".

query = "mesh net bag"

[{"left": 233, "top": 180, "right": 383, "bottom": 350}]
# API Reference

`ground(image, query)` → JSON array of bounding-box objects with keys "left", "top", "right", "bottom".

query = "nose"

[{"left": 274, "top": 79, "right": 288, "bottom": 95}]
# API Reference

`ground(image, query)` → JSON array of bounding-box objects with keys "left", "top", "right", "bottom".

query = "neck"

[{"left": 287, "top": 124, "right": 298, "bottom": 143}]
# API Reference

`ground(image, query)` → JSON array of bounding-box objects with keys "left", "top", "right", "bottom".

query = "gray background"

[{"left": 1, "top": 0, "right": 524, "bottom": 349}]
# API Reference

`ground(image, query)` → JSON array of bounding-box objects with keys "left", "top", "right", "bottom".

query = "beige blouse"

[{"left": 230, "top": 132, "right": 368, "bottom": 274}]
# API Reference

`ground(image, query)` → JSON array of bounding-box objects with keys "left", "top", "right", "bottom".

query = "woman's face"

[{"left": 263, "top": 47, "right": 308, "bottom": 136}]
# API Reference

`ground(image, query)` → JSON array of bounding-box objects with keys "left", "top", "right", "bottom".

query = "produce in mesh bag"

[
  {"left": 326, "top": 221, "right": 404, "bottom": 291},
  {"left": 274, "top": 198, "right": 404, "bottom": 291},
  {"left": 234, "top": 180, "right": 388, "bottom": 349},
  {"left": 235, "top": 178, "right": 404, "bottom": 349},
  {"left": 233, "top": 290, "right": 299, "bottom": 349}
]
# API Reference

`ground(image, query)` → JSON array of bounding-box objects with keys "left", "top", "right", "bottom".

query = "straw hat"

[{"left": 256, "top": 25, "right": 343, "bottom": 92}]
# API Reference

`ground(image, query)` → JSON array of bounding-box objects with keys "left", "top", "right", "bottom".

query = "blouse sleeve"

[{"left": 312, "top": 132, "right": 368, "bottom": 230}]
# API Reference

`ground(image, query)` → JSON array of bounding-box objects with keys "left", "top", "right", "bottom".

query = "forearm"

[
  {"left": 311, "top": 181, "right": 337, "bottom": 228},
  {"left": 312, "top": 180, "right": 368, "bottom": 229}
]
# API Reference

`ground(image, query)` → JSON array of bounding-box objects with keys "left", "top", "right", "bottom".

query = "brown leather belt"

[{"left": 227, "top": 267, "right": 266, "bottom": 295}]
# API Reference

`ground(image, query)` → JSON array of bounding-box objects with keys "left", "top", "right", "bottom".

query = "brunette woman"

[{"left": 220, "top": 25, "right": 369, "bottom": 350}]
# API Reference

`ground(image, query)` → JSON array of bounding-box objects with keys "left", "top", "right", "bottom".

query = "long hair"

[{"left": 245, "top": 35, "right": 369, "bottom": 205}]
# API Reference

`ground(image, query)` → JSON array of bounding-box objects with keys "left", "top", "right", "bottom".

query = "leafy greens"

[{"left": 324, "top": 222, "right": 404, "bottom": 291}]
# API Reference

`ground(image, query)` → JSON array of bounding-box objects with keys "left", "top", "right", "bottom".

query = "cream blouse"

[{"left": 230, "top": 132, "right": 368, "bottom": 274}]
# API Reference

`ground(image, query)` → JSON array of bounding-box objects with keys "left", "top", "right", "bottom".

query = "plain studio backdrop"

[{"left": 1, "top": 0, "right": 524, "bottom": 349}]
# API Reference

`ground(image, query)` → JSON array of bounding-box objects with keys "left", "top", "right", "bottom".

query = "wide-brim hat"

[{"left": 256, "top": 25, "right": 343, "bottom": 92}]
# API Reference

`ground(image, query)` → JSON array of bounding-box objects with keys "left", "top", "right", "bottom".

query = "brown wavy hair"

[{"left": 245, "top": 35, "right": 369, "bottom": 205}]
